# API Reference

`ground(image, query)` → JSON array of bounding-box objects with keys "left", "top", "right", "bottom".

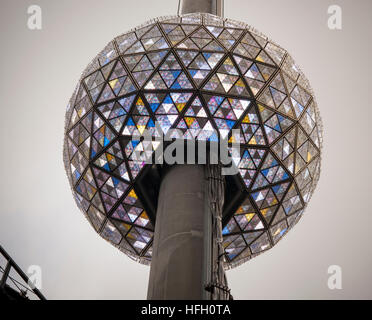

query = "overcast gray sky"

[{"left": 0, "top": 0, "right": 371, "bottom": 299}]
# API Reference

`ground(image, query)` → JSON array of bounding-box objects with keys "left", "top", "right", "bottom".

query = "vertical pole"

[
  {"left": 147, "top": 164, "right": 231, "bottom": 300},
  {"left": 147, "top": 165, "right": 206, "bottom": 299},
  {"left": 179, "top": 0, "right": 224, "bottom": 17},
  {"left": 147, "top": 0, "right": 227, "bottom": 300}
]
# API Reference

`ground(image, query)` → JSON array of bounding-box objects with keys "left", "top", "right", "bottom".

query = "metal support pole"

[
  {"left": 147, "top": 165, "right": 206, "bottom": 299},
  {"left": 179, "top": 0, "right": 224, "bottom": 17},
  {"left": 147, "top": 164, "right": 231, "bottom": 300},
  {"left": 147, "top": 1, "right": 227, "bottom": 300}
]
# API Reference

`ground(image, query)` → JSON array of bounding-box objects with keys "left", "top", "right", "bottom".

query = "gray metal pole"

[
  {"left": 147, "top": 1, "right": 227, "bottom": 300},
  {"left": 179, "top": 0, "right": 224, "bottom": 17},
  {"left": 147, "top": 165, "right": 206, "bottom": 299}
]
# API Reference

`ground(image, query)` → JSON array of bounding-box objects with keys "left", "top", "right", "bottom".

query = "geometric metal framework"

[{"left": 63, "top": 13, "right": 322, "bottom": 269}]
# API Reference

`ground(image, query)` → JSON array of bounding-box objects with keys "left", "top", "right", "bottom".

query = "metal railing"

[{"left": 0, "top": 245, "right": 46, "bottom": 300}]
